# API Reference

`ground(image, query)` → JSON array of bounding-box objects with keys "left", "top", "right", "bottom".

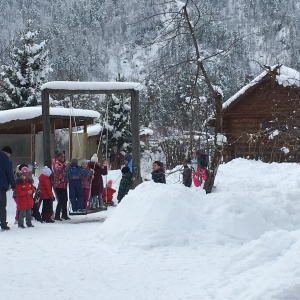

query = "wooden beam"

[
  {"left": 42, "top": 89, "right": 135, "bottom": 95},
  {"left": 42, "top": 89, "right": 51, "bottom": 167},
  {"left": 31, "top": 123, "right": 36, "bottom": 175},
  {"left": 131, "top": 90, "right": 142, "bottom": 188},
  {"left": 83, "top": 120, "right": 87, "bottom": 134}
]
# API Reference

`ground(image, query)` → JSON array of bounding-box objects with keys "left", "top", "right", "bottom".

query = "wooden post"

[
  {"left": 131, "top": 90, "right": 142, "bottom": 188},
  {"left": 69, "top": 119, "right": 73, "bottom": 161},
  {"left": 31, "top": 123, "right": 36, "bottom": 175},
  {"left": 42, "top": 89, "right": 51, "bottom": 167}
]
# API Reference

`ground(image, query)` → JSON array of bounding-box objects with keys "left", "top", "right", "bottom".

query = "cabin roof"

[{"left": 222, "top": 65, "right": 300, "bottom": 113}]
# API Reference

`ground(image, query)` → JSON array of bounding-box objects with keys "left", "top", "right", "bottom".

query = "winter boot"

[{"left": 1, "top": 222, "right": 10, "bottom": 231}]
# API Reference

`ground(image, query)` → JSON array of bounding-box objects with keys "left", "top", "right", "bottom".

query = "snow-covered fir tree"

[
  {"left": 0, "top": 20, "right": 52, "bottom": 109},
  {"left": 103, "top": 76, "right": 132, "bottom": 153}
]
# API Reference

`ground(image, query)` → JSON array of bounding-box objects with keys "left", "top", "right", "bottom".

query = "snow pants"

[
  {"left": 18, "top": 208, "right": 32, "bottom": 226},
  {"left": 54, "top": 188, "right": 68, "bottom": 219},
  {"left": 90, "top": 194, "right": 102, "bottom": 208},
  {"left": 0, "top": 189, "right": 7, "bottom": 228},
  {"left": 41, "top": 199, "right": 54, "bottom": 221},
  {"left": 82, "top": 187, "right": 90, "bottom": 209},
  {"left": 69, "top": 180, "right": 83, "bottom": 212}
]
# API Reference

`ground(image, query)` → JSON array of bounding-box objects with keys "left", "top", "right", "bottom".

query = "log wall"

[{"left": 223, "top": 77, "right": 300, "bottom": 162}]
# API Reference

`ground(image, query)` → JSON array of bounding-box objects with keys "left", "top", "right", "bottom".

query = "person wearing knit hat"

[
  {"left": 15, "top": 166, "right": 36, "bottom": 228},
  {"left": 52, "top": 149, "right": 70, "bottom": 220},
  {"left": 0, "top": 145, "right": 15, "bottom": 230},
  {"left": 81, "top": 160, "right": 93, "bottom": 209},
  {"left": 39, "top": 166, "right": 55, "bottom": 223},
  {"left": 65, "top": 158, "right": 83, "bottom": 212},
  {"left": 88, "top": 156, "right": 108, "bottom": 210},
  {"left": 102, "top": 180, "right": 116, "bottom": 206},
  {"left": 90, "top": 154, "right": 98, "bottom": 163},
  {"left": 123, "top": 154, "right": 133, "bottom": 173},
  {"left": 2, "top": 146, "right": 12, "bottom": 155},
  {"left": 20, "top": 166, "right": 29, "bottom": 177},
  {"left": 117, "top": 167, "right": 132, "bottom": 203},
  {"left": 109, "top": 146, "right": 123, "bottom": 170},
  {"left": 43, "top": 166, "right": 52, "bottom": 177},
  {"left": 54, "top": 149, "right": 64, "bottom": 159}
]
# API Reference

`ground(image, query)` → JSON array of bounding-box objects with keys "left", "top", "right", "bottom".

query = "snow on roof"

[
  {"left": 140, "top": 127, "right": 153, "bottom": 136},
  {"left": 77, "top": 125, "right": 154, "bottom": 137},
  {"left": 75, "top": 123, "right": 103, "bottom": 137},
  {"left": 42, "top": 81, "right": 142, "bottom": 91},
  {"left": 276, "top": 65, "right": 300, "bottom": 87},
  {"left": 0, "top": 106, "right": 100, "bottom": 124},
  {"left": 223, "top": 65, "right": 300, "bottom": 111}
]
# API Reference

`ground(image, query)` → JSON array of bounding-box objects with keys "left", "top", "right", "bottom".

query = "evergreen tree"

[
  {"left": 0, "top": 20, "right": 52, "bottom": 109},
  {"left": 103, "top": 75, "right": 132, "bottom": 154}
]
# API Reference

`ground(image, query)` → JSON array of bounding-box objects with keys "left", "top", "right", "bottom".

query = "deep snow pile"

[
  {"left": 99, "top": 158, "right": 300, "bottom": 247},
  {"left": 98, "top": 158, "right": 300, "bottom": 299}
]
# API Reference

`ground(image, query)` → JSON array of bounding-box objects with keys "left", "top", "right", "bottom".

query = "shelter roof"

[{"left": 0, "top": 106, "right": 99, "bottom": 134}]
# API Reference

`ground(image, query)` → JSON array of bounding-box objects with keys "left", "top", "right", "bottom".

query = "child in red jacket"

[
  {"left": 102, "top": 180, "right": 116, "bottom": 206},
  {"left": 39, "top": 166, "right": 55, "bottom": 223},
  {"left": 15, "top": 166, "right": 36, "bottom": 228}
]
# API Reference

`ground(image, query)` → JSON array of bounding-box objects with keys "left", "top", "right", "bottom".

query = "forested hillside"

[{"left": 0, "top": 0, "right": 299, "bottom": 127}]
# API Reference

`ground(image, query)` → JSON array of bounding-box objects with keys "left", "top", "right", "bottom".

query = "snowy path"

[{"left": 0, "top": 208, "right": 231, "bottom": 300}]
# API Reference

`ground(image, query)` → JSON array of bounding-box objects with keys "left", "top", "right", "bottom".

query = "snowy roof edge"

[
  {"left": 0, "top": 106, "right": 100, "bottom": 124},
  {"left": 222, "top": 65, "right": 300, "bottom": 111}
]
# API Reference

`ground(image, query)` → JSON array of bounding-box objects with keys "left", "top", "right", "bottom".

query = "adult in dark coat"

[
  {"left": 0, "top": 146, "right": 16, "bottom": 230},
  {"left": 88, "top": 155, "right": 108, "bottom": 209},
  {"left": 109, "top": 146, "right": 124, "bottom": 170}
]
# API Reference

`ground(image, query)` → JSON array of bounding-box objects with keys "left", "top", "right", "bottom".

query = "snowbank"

[{"left": 98, "top": 158, "right": 300, "bottom": 249}]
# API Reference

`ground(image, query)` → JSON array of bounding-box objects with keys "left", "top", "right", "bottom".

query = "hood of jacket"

[{"left": 38, "top": 173, "right": 50, "bottom": 183}]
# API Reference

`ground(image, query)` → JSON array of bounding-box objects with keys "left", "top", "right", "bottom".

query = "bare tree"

[{"left": 138, "top": 0, "right": 228, "bottom": 193}]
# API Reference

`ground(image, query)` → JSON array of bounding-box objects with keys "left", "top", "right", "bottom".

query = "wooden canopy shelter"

[
  {"left": 41, "top": 81, "right": 142, "bottom": 188},
  {"left": 0, "top": 107, "right": 98, "bottom": 174},
  {"left": 215, "top": 65, "right": 300, "bottom": 162}
]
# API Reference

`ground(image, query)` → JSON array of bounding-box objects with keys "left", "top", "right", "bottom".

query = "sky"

[{"left": 1, "top": 158, "right": 300, "bottom": 300}]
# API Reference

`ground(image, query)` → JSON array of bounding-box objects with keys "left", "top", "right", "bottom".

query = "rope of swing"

[
  {"left": 88, "top": 98, "right": 110, "bottom": 209},
  {"left": 67, "top": 96, "right": 112, "bottom": 212}
]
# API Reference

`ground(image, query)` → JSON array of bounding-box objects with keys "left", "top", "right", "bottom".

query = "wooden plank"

[{"left": 69, "top": 207, "right": 107, "bottom": 215}]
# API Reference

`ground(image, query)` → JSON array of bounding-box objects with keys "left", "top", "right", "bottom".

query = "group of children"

[
  {"left": 12, "top": 151, "right": 177, "bottom": 228},
  {"left": 65, "top": 156, "right": 117, "bottom": 213},
  {"left": 13, "top": 154, "right": 118, "bottom": 228}
]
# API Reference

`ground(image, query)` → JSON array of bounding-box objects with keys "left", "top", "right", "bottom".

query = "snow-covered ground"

[{"left": 1, "top": 158, "right": 300, "bottom": 300}]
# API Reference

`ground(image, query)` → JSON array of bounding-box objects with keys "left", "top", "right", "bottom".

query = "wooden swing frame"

[{"left": 41, "top": 81, "right": 142, "bottom": 189}]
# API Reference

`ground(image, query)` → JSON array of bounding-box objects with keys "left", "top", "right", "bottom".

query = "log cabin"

[{"left": 221, "top": 65, "right": 300, "bottom": 163}]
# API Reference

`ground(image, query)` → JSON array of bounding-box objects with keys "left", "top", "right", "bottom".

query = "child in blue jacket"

[{"left": 65, "top": 158, "right": 83, "bottom": 212}]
